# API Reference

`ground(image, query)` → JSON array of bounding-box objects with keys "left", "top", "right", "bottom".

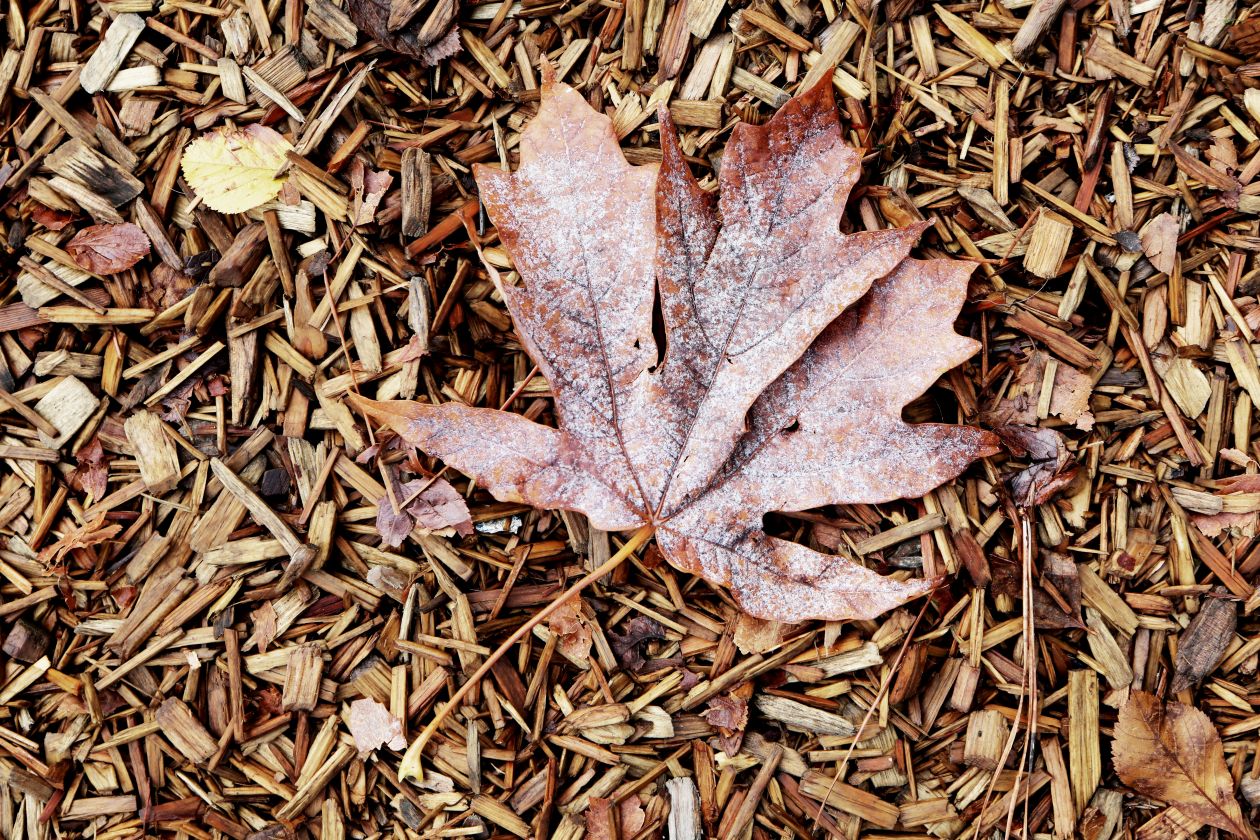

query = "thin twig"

[{"left": 396, "top": 524, "right": 655, "bottom": 780}]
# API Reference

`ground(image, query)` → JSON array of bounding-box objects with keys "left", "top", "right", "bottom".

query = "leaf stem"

[{"left": 398, "top": 523, "right": 655, "bottom": 779}]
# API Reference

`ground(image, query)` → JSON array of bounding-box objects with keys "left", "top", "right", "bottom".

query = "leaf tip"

[{"left": 539, "top": 58, "right": 557, "bottom": 89}]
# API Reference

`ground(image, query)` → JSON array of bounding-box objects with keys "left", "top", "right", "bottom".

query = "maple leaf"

[
  {"left": 1113, "top": 690, "right": 1248, "bottom": 836},
  {"left": 181, "top": 125, "right": 293, "bottom": 214},
  {"left": 67, "top": 223, "right": 150, "bottom": 274},
  {"left": 353, "top": 74, "right": 997, "bottom": 622}
]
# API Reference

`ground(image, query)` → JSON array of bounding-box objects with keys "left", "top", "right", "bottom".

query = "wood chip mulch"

[{"left": 3, "top": 0, "right": 1260, "bottom": 838}]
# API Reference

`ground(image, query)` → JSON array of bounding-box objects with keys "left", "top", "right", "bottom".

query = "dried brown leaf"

[
  {"left": 1141, "top": 212, "right": 1179, "bottom": 275},
  {"left": 546, "top": 595, "right": 592, "bottom": 667},
  {"left": 38, "top": 513, "right": 122, "bottom": 566},
  {"left": 374, "top": 472, "right": 472, "bottom": 547},
  {"left": 996, "top": 425, "right": 1081, "bottom": 507},
  {"left": 1113, "top": 690, "right": 1247, "bottom": 835},
  {"left": 991, "top": 350, "right": 1095, "bottom": 430},
  {"left": 69, "top": 437, "right": 110, "bottom": 501},
  {"left": 609, "top": 616, "right": 667, "bottom": 672},
  {"left": 703, "top": 690, "right": 750, "bottom": 755},
  {"left": 352, "top": 77, "right": 996, "bottom": 622},
  {"left": 67, "top": 223, "right": 150, "bottom": 274},
  {"left": 402, "top": 477, "right": 473, "bottom": 536},
  {"left": 349, "top": 159, "right": 393, "bottom": 227}
]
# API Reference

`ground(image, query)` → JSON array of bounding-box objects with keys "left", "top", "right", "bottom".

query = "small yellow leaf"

[{"left": 180, "top": 124, "right": 293, "bottom": 214}]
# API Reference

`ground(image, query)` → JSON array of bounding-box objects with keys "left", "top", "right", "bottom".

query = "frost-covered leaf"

[
  {"left": 67, "top": 223, "right": 150, "bottom": 274},
  {"left": 181, "top": 124, "right": 294, "bottom": 214},
  {"left": 352, "top": 73, "right": 996, "bottom": 623}
]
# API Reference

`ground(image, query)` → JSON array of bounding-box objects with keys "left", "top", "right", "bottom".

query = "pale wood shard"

[
  {"left": 666, "top": 776, "right": 702, "bottom": 840},
  {"left": 34, "top": 375, "right": 96, "bottom": 448},
  {"left": 1069, "top": 669, "right": 1101, "bottom": 814},
  {"left": 963, "top": 708, "right": 1010, "bottom": 770},
  {"left": 81, "top": 14, "right": 146, "bottom": 94},
  {"left": 282, "top": 644, "right": 325, "bottom": 711},
  {"left": 124, "top": 410, "right": 181, "bottom": 494},
  {"left": 752, "top": 695, "right": 854, "bottom": 736},
  {"left": 155, "top": 697, "right": 219, "bottom": 765},
  {"left": 1024, "top": 210, "right": 1074, "bottom": 279},
  {"left": 1012, "top": 0, "right": 1069, "bottom": 57}
]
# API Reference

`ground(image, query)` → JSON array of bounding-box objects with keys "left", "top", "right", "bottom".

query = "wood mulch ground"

[{"left": 3, "top": 0, "right": 1260, "bottom": 837}]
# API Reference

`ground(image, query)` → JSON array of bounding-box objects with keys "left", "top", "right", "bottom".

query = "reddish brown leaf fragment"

[
  {"left": 348, "top": 0, "right": 460, "bottom": 65},
  {"left": 38, "top": 513, "right": 122, "bottom": 566},
  {"left": 67, "top": 223, "right": 150, "bottom": 274},
  {"left": 703, "top": 688, "right": 750, "bottom": 755},
  {"left": 69, "top": 437, "right": 111, "bottom": 501},
  {"left": 545, "top": 596, "right": 592, "bottom": 667},
  {"left": 401, "top": 477, "right": 473, "bottom": 536}
]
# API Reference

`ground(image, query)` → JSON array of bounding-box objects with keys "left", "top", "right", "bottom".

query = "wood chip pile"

[{"left": 2, "top": 0, "right": 1260, "bottom": 837}]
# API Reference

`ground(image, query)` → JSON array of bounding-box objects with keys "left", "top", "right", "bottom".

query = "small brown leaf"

[
  {"left": 374, "top": 472, "right": 472, "bottom": 547},
  {"left": 1113, "top": 690, "right": 1247, "bottom": 835},
  {"left": 609, "top": 616, "right": 667, "bottom": 672},
  {"left": 584, "top": 795, "right": 646, "bottom": 840},
  {"left": 349, "top": 159, "right": 393, "bottom": 227},
  {"left": 1140, "top": 212, "right": 1179, "bottom": 275},
  {"left": 67, "top": 223, "right": 150, "bottom": 274},
  {"left": 732, "top": 612, "right": 787, "bottom": 655},
  {"left": 69, "top": 437, "right": 111, "bottom": 501},
  {"left": 702, "top": 689, "right": 750, "bottom": 755},
  {"left": 990, "top": 350, "right": 1095, "bottom": 430},
  {"left": 402, "top": 477, "right": 473, "bottom": 536}
]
